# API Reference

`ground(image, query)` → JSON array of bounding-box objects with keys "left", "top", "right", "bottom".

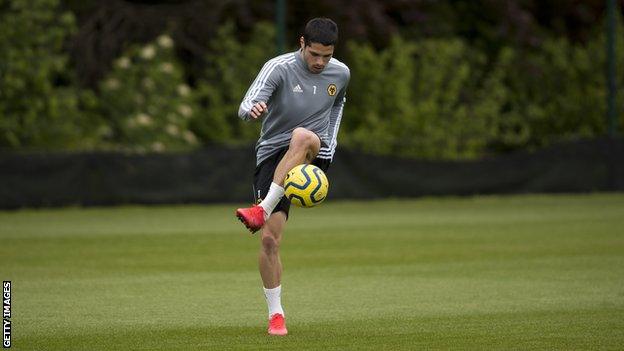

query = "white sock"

[
  {"left": 263, "top": 285, "right": 284, "bottom": 318},
  {"left": 259, "top": 182, "right": 285, "bottom": 220}
]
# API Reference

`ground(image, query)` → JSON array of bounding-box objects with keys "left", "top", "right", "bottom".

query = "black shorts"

[{"left": 253, "top": 147, "right": 331, "bottom": 219}]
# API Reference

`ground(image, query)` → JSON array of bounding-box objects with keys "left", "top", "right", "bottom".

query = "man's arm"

[
  {"left": 238, "top": 58, "right": 283, "bottom": 121},
  {"left": 319, "top": 76, "right": 349, "bottom": 160},
  {"left": 327, "top": 93, "right": 346, "bottom": 144}
]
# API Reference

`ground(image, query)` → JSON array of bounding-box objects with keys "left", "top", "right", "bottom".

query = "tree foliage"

[
  {"left": 0, "top": 0, "right": 98, "bottom": 149},
  {"left": 191, "top": 22, "right": 276, "bottom": 145},
  {"left": 342, "top": 15, "right": 623, "bottom": 158},
  {"left": 491, "top": 22, "right": 624, "bottom": 151},
  {"left": 97, "top": 34, "right": 198, "bottom": 152},
  {"left": 344, "top": 37, "right": 500, "bottom": 159},
  {"left": 0, "top": 0, "right": 622, "bottom": 159}
]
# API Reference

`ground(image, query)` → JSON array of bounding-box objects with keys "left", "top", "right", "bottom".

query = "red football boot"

[
  {"left": 235, "top": 204, "right": 265, "bottom": 233},
  {"left": 268, "top": 313, "right": 288, "bottom": 336}
]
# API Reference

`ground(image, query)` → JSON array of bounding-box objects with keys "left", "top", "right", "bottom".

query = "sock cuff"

[
  {"left": 263, "top": 285, "right": 281, "bottom": 294},
  {"left": 269, "top": 182, "right": 285, "bottom": 193}
]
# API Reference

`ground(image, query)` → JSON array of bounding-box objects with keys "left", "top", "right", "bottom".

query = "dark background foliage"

[{"left": 1, "top": 0, "right": 622, "bottom": 158}]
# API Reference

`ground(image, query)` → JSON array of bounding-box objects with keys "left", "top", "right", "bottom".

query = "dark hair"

[{"left": 303, "top": 18, "right": 338, "bottom": 46}]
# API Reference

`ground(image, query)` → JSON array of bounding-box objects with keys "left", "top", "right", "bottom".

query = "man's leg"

[
  {"left": 236, "top": 128, "right": 321, "bottom": 232},
  {"left": 259, "top": 211, "right": 286, "bottom": 290},
  {"left": 272, "top": 127, "right": 321, "bottom": 187},
  {"left": 259, "top": 211, "right": 288, "bottom": 335},
  {"left": 258, "top": 128, "right": 321, "bottom": 218}
]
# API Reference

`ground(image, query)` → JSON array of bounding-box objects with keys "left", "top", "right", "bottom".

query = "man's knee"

[
  {"left": 261, "top": 230, "right": 280, "bottom": 255},
  {"left": 291, "top": 128, "right": 319, "bottom": 148},
  {"left": 290, "top": 128, "right": 320, "bottom": 160}
]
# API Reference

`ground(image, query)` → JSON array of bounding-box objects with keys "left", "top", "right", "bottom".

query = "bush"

[
  {"left": 192, "top": 21, "right": 277, "bottom": 145},
  {"left": 491, "top": 14, "right": 624, "bottom": 152},
  {"left": 343, "top": 36, "right": 500, "bottom": 159},
  {"left": 1, "top": 12, "right": 621, "bottom": 158},
  {"left": 97, "top": 34, "right": 198, "bottom": 152},
  {"left": 0, "top": 0, "right": 99, "bottom": 149},
  {"left": 342, "top": 16, "right": 623, "bottom": 159}
]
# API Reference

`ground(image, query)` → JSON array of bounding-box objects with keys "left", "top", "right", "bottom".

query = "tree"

[{"left": 0, "top": 0, "right": 99, "bottom": 149}]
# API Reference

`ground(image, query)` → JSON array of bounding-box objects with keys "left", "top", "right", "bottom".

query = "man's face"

[{"left": 300, "top": 37, "right": 334, "bottom": 74}]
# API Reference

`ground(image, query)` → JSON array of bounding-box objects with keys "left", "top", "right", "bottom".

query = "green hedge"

[
  {"left": 0, "top": 0, "right": 622, "bottom": 158},
  {"left": 97, "top": 34, "right": 197, "bottom": 152},
  {"left": 492, "top": 34, "right": 618, "bottom": 151},
  {"left": 0, "top": 0, "right": 99, "bottom": 149},
  {"left": 341, "top": 21, "right": 624, "bottom": 159},
  {"left": 343, "top": 36, "right": 500, "bottom": 159},
  {"left": 191, "top": 21, "right": 273, "bottom": 145}
]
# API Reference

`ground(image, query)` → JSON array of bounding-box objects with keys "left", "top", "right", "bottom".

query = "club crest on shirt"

[{"left": 327, "top": 84, "right": 337, "bottom": 96}]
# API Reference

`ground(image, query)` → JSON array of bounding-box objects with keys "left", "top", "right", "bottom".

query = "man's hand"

[{"left": 250, "top": 102, "right": 268, "bottom": 119}]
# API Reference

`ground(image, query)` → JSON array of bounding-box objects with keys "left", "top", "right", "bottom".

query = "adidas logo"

[{"left": 292, "top": 84, "right": 303, "bottom": 93}]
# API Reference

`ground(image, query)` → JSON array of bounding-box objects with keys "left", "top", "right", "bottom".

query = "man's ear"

[{"left": 299, "top": 36, "right": 305, "bottom": 49}]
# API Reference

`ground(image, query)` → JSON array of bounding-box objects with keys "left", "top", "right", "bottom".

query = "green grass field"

[{"left": 2, "top": 194, "right": 624, "bottom": 350}]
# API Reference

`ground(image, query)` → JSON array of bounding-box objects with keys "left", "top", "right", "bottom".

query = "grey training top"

[{"left": 238, "top": 50, "right": 350, "bottom": 166}]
